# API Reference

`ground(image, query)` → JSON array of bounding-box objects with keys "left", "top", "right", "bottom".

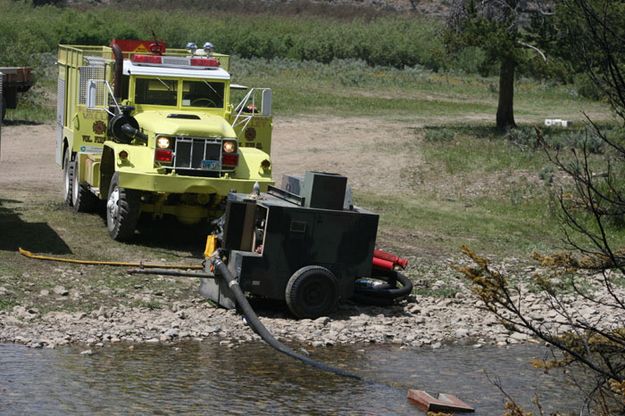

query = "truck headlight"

[
  {"left": 157, "top": 136, "right": 171, "bottom": 149},
  {"left": 223, "top": 140, "right": 237, "bottom": 153}
]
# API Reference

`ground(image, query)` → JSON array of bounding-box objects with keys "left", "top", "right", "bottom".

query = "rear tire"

[
  {"left": 63, "top": 150, "right": 74, "bottom": 207},
  {"left": 106, "top": 172, "right": 140, "bottom": 241},
  {"left": 71, "top": 159, "right": 97, "bottom": 213},
  {"left": 285, "top": 266, "right": 339, "bottom": 319}
]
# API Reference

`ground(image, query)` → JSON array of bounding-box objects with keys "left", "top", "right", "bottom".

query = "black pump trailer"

[
  {"left": 126, "top": 171, "right": 412, "bottom": 378},
  {"left": 200, "top": 171, "right": 410, "bottom": 318}
]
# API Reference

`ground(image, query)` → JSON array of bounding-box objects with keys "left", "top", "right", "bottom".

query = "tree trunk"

[{"left": 496, "top": 57, "right": 517, "bottom": 131}]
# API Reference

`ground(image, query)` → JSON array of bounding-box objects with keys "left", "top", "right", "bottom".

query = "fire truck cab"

[{"left": 56, "top": 40, "right": 273, "bottom": 241}]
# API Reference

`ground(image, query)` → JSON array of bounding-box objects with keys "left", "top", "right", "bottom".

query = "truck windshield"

[
  {"left": 182, "top": 80, "right": 224, "bottom": 108},
  {"left": 135, "top": 78, "right": 177, "bottom": 106}
]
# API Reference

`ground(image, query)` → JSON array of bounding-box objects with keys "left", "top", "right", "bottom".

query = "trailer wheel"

[
  {"left": 106, "top": 172, "right": 140, "bottom": 241},
  {"left": 285, "top": 266, "right": 339, "bottom": 319},
  {"left": 71, "top": 159, "right": 97, "bottom": 213},
  {"left": 63, "top": 150, "right": 74, "bottom": 207}
]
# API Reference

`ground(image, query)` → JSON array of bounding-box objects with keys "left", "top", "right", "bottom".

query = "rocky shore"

[{"left": 1, "top": 258, "right": 623, "bottom": 351}]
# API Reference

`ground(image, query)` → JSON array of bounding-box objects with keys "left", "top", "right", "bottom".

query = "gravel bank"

[{"left": 1, "top": 258, "right": 623, "bottom": 351}]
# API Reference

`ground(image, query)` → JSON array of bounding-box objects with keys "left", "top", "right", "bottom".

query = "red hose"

[
  {"left": 372, "top": 256, "right": 394, "bottom": 271},
  {"left": 373, "top": 249, "right": 408, "bottom": 269}
]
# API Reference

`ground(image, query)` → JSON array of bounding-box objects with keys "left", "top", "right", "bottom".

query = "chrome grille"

[{"left": 173, "top": 137, "right": 222, "bottom": 171}]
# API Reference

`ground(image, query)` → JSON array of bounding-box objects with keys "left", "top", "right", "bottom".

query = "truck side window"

[
  {"left": 181, "top": 80, "right": 224, "bottom": 108},
  {"left": 135, "top": 78, "right": 177, "bottom": 106}
]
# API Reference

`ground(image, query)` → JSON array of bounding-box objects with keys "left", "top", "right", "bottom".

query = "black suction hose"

[
  {"left": 355, "top": 269, "right": 413, "bottom": 300},
  {"left": 211, "top": 255, "right": 362, "bottom": 380}
]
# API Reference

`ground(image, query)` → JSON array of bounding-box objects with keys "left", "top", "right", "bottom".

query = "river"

[{"left": 0, "top": 341, "right": 582, "bottom": 415}]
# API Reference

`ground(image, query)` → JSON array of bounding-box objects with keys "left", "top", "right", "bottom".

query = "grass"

[
  {"left": 358, "top": 191, "right": 562, "bottom": 257},
  {"left": 232, "top": 58, "right": 604, "bottom": 120}
]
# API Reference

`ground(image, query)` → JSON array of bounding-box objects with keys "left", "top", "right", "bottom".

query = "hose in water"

[{"left": 211, "top": 254, "right": 362, "bottom": 380}]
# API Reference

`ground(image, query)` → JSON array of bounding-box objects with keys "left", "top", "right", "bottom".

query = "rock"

[
  {"left": 509, "top": 332, "right": 530, "bottom": 342},
  {"left": 164, "top": 328, "right": 179, "bottom": 339},
  {"left": 432, "top": 280, "right": 446, "bottom": 290},
  {"left": 407, "top": 304, "right": 420, "bottom": 314},
  {"left": 53, "top": 286, "right": 69, "bottom": 296},
  {"left": 314, "top": 317, "right": 330, "bottom": 326},
  {"left": 39, "top": 289, "right": 49, "bottom": 297},
  {"left": 432, "top": 342, "right": 442, "bottom": 349},
  {"left": 80, "top": 349, "right": 93, "bottom": 355},
  {"left": 454, "top": 328, "right": 469, "bottom": 338},
  {"left": 330, "top": 321, "right": 346, "bottom": 331},
  {"left": 413, "top": 316, "right": 426, "bottom": 325}
]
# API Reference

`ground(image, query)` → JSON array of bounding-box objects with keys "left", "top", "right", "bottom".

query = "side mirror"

[
  {"left": 261, "top": 89, "right": 272, "bottom": 117},
  {"left": 86, "top": 80, "right": 97, "bottom": 109}
]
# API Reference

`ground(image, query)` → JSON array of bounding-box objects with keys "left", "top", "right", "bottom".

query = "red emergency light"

[
  {"left": 190, "top": 57, "right": 220, "bottom": 67},
  {"left": 131, "top": 54, "right": 163, "bottom": 65},
  {"left": 130, "top": 54, "right": 220, "bottom": 68}
]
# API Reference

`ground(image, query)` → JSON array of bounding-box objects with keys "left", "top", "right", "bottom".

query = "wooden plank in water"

[{"left": 407, "top": 389, "right": 475, "bottom": 413}]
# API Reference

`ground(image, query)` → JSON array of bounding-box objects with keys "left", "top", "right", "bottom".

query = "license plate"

[{"left": 201, "top": 160, "right": 221, "bottom": 170}]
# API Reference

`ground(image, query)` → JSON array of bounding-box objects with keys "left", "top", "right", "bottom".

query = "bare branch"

[{"left": 518, "top": 41, "right": 547, "bottom": 61}]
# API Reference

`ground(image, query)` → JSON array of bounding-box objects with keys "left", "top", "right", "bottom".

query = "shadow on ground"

[
  {"left": 1, "top": 119, "right": 43, "bottom": 126},
  {"left": 92, "top": 206, "right": 209, "bottom": 258},
  {"left": 0, "top": 198, "right": 71, "bottom": 254}
]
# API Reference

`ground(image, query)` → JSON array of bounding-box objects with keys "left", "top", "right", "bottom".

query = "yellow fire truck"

[{"left": 56, "top": 40, "right": 273, "bottom": 241}]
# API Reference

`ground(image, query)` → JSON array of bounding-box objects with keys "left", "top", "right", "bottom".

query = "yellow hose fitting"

[{"left": 204, "top": 234, "right": 218, "bottom": 258}]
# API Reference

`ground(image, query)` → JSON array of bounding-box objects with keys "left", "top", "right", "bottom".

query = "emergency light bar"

[{"left": 130, "top": 54, "right": 220, "bottom": 68}]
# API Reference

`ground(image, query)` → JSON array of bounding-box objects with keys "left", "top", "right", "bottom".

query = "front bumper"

[{"left": 117, "top": 171, "right": 273, "bottom": 195}]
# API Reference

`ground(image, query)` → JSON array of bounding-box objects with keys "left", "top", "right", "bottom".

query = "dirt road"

[{"left": 0, "top": 117, "right": 416, "bottom": 196}]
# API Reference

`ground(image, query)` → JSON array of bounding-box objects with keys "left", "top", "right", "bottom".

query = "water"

[{"left": 0, "top": 341, "right": 582, "bottom": 415}]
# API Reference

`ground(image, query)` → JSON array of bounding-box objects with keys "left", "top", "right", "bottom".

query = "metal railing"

[{"left": 232, "top": 88, "right": 272, "bottom": 131}]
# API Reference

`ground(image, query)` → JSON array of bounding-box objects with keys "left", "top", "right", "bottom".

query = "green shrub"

[
  {"left": 574, "top": 73, "right": 607, "bottom": 100},
  {"left": 452, "top": 46, "right": 488, "bottom": 74}
]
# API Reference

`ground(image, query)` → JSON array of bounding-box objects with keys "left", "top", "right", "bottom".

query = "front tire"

[
  {"left": 285, "top": 266, "right": 339, "bottom": 319},
  {"left": 106, "top": 172, "right": 140, "bottom": 241}
]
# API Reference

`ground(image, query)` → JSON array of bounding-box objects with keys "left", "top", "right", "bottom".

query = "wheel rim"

[
  {"left": 301, "top": 277, "right": 332, "bottom": 310},
  {"left": 63, "top": 162, "right": 70, "bottom": 200},
  {"left": 63, "top": 168, "right": 70, "bottom": 198},
  {"left": 72, "top": 168, "right": 79, "bottom": 206},
  {"left": 107, "top": 187, "right": 120, "bottom": 231},
  {"left": 304, "top": 283, "right": 325, "bottom": 305}
]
